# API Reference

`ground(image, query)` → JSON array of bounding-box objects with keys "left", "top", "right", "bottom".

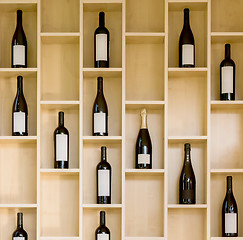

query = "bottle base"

[
  {"left": 95, "top": 61, "right": 109, "bottom": 68},
  {"left": 55, "top": 161, "right": 69, "bottom": 169},
  {"left": 135, "top": 164, "right": 152, "bottom": 169},
  {"left": 12, "top": 132, "right": 28, "bottom": 136},
  {"left": 97, "top": 196, "right": 111, "bottom": 204}
]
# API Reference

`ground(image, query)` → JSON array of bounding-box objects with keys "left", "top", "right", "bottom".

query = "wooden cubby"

[{"left": 1, "top": 1, "right": 243, "bottom": 240}]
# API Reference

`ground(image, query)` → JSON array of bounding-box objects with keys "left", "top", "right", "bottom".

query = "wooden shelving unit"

[{"left": 0, "top": 0, "right": 242, "bottom": 240}]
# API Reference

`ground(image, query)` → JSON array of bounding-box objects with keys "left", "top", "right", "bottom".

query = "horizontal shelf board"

[
  {"left": 211, "top": 169, "right": 243, "bottom": 173},
  {"left": 82, "top": 204, "right": 122, "bottom": 208},
  {"left": 125, "top": 169, "right": 164, "bottom": 175},
  {"left": 0, "top": 2, "right": 37, "bottom": 11},
  {"left": 40, "top": 237, "right": 80, "bottom": 240},
  {"left": 125, "top": 101, "right": 164, "bottom": 110},
  {"left": 126, "top": 238, "right": 164, "bottom": 240},
  {"left": 0, "top": 68, "right": 37, "bottom": 78},
  {"left": 83, "top": 136, "right": 122, "bottom": 144},
  {"left": 40, "top": 32, "right": 80, "bottom": 37},
  {"left": 168, "top": 67, "right": 208, "bottom": 78},
  {"left": 0, "top": 136, "right": 37, "bottom": 143},
  {"left": 125, "top": 32, "right": 165, "bottom": 37},
  {"left": 168, "top": 2, "right": 208, "bottom": 11},
  {"left": 126, "top": 35, "right": 164, "bottom": 44},
  {"left": 211, "top": 238, "right": 243, "bottom": 240},
  {"left": 0, "top": 204, "right": 37, "bottom": 208},
  {"left": 40, "top": 169, "right": 80, "bottom": 175},
  {"left": 83, "top": 2, "right": 122, "bottom": 11},
  {"left": 168, "top": 136, "right": 207, "bottom": 143},
  {"left": 41, "top": 35, "right": 79, "bottom": 44},
  {"left": 168, "top": 204, "right": 207, "bottom": 209},
  {"left": 40, "top": 101, "right": 80, "bottom": 105},
  {"left": 211, "top": 32, "right": 243, "bottom": 43},
  {"left": 211, "top": 100, "right": 243, "bottom": 109},
  {"left": 83, "top": 68, "right": 122, "bottom": 78}
]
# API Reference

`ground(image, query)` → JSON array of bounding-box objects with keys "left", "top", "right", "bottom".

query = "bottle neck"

[
  {"left": 101, "top": 147, "right": 107, "bottom": 161},
  {"left": 99, "top": 12, "right": 105, "bottom": 27},
  {"left": 59, "top": 112, "right": 64, "bottom": 127},
  {"left": 100, "top": 212, "right": 105, "bottom": 226},
  {"left": 184, "top": 10, "right": 190, "bottom": 26},
  {"left": 17, "top": 213, "right": 23, "bottom": 229},
  {"left": 184, "top": 148, "right": 191, "bottom": 164},
  {"left": 17, "top": 78, "right": 23, "bottom": 94},
  {"left": 227, "top": 177, "right": 233, "bottom": 193},
  {"left": 17, "top": 10, "right": 23, "bottom": 28},
  {"left": 97, "top": 78, "right": 103, "bottom": 93},
  {"left": 225, "top": 44, "right": 231, "bottom": 59},
  {"left": 140, "top": 110, "right": 147, "bottom": 129}
]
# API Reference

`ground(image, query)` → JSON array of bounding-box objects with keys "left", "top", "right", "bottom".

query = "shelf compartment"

[
  {"left": 125, "top": 169, "right": 164, "bottom": 176},
  {"left": 126, "top": 0, "right": 164, "bottom": 33},
  {"left": 211, "top": 173, "right": 243, "bottom": 237},
  {"left": 0, "top": 72, "right": 37, "bottom": 136},
  {"left": 40, "top": 104, "right": 79, "bottom": 169},
  {"left": 83, "top": 208, "right": 121, "bottom": 240},
  {"left": 125, "top": 106, "right": 164, "bottom": 169},
  {"left": 168, "top": 208, "right": 206, "bottom": 240},
  {"left": 41, "top": 36, "right": 79, "bottom": 101},
  {"left": 168, "top": 2, "right": 207, "bottom": 68},
  {"left": 168, "top": 72, "right": 207, "bottom": 136},
  {"left": 0, "top": 3, "right": 37, "bottom": 68},
  {"left": 83, "top": 141, "right": 121, "bottom": 204},
  {"left": 40, "top": 174, "right": 79, "bottom": 237},
  {"left": 0, "top": 141, "right": 36, "bottom": 204},
  {"left": 125, "top": 174, "right": 164, "bottom": 237},
  {"left": 0, "top": 208, "right": 36, "bottom": 240},
  {"left": 126, "top": 35, "right": 164, "bottom": 101},
  {"left": 168, "top": 141, "right": 207, "bottom": 205},
  {"left": 212, "top": 0, "right": 243, "bottom": 32},
  {"left": 83, "top": 3, "right": 122, "bottom": 68},
  {"left": 211, "top": 107, "right": 243, "bottom": 169},
  {"left": 168, "top": 67, "right": 208, "bottom": 78},
  {"left": 211, "top": 38, "right": 243, "bottom": 100},
  {"left": 41, "top": 0, "right": 80, "bottom": 33},
  {"left": 83, "top": 71, "right": 122, "bottom": 136}
]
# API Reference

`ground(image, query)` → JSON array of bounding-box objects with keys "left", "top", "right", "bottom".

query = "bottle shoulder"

[
  {"left": 95, "top": 27, "right": 109, "bottom": 35},
  {"left": 220, "top": 58, "right": 235, "bottom": 67},
  {"left": 179, "top": 26, "right": 195, "bottom": 44},
  {"left": 12, "top": 228, "right": 28, "bottom": 237},
  {"left": 136, "top": 129, "right": 152, "bottom": 145},
  {"left": 96, "top": 226, "right": 110, "bottom": 234},
  {"left": 54, "top": 127, "right": 69, "bottom": 135},
  {"left": 97, "top": 161, "right": 111, "bottom": 170}
]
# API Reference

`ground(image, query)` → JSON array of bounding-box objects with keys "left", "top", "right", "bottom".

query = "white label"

[
  {"left": 98, "top": 169, "right": 110, "bottom": 197},
  {"left": 13, "top": 238, "right": 25, "bottom": 240},
  {"left": 138, "top": 154, "right": 150, "bottom": 164},
  {"left": 222, "top": 66, "right": 234, "bottom": 94},
  {"left": 225, "top": 213, "right": 237, "bottom": 233},
  {"left": 13, "top": 45, "right": 25, "bottom": 66},
  {"left": 182, "top": 44, "right": 194, "bottom": 65},
  {"left": 56, "top": 134, "right": 68, "bottom": 161},
  {"left": 97, "top": 233, "right": 109, "bottom": 240},
  {"left": 14, "top": 112, "right": 25, "bottom": 133},
  {"left": 96, "top": 34, "right": 107, "bottom": 61},
  {"left": 94, "top": 113, "right": 106, "bottom": 133}
]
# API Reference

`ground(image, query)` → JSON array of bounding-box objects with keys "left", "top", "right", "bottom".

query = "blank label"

[
  {"left": 222, "top": 66, "right": 233, "bottom": 93},
  {"left": 97, "top": 233, "right": 109, "bottom": 240},
  {"left": 138, "top": 154, "right": 150, "bottom": 164},
  {"left": 13, "top": 45, "right": 25, "bottom": 65},
  {"left": 13, "top": 238, "right": 25, "bottom": 240},
  {"left": 225, "top": 213, "right": 237, "bottom": 233},
  {"left": 94, "top": 113, "right": 106, "bottom": 133},
  {"left": 98, "top": 169, "right": 110, "bottom": 196},
  {"left": 14, "top": 112, "right": 25, "bottom": 132},
  {"left": 56, "top": 134, "right": 68, "bottom": 161},
  {"left": 96, "top": 34, "right": 107, "bottom": 61},
  {"left": 182, "top": 44, "right": 194, "bottom": 65}
]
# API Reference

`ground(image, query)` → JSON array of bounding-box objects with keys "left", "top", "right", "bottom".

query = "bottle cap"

[{"left": 184, "top": 143, "right": 191, "bottom": 150}]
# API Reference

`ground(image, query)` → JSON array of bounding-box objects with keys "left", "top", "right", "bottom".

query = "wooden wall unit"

[{"left": 0, "top": 0, "right": 242, "bottom": 240}]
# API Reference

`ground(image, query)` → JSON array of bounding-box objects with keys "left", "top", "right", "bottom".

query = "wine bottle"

[
  {"left": 94, "top": 12, "right": 110, "bottom": 68},
  {"left": 54, "top": 111, "right": 69, "bottom": 169},
  {"left": 220, "top": 44, "right": 235, "bottom": 101},
  {"left": 135, "top": 109, "right": 152, "bottom": 169},
  {"left": 179, "top": 8, "right": 195, "bottom": 68},
  {"left": 95, "top": 211, "right": 110, "bottom": 240},
  {"left": 12, "top": 10, "right": 27, "bottom": 68},
  {"left": 12, "top": 212, "right": 28, "bottom": 240},
  {"left": 92, "top": 77, "right": 108, "bottom": 136},
  {"left": 97, "top": 146, "right": 111, "bottom": 204},
  {"left": 179, "top": 143, "right": 196, "bottom": 204},
  {"left": 12, "top": 76, "right": 28, "bottom": 136},
  {"left": 222, "top": 176, "right": 238, "bottom": 237}
]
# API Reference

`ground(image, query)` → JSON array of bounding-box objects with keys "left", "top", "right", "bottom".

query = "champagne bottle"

[
  {"left": 12, "top": 76, "right": 28, "bottom": 136},
  {"left": 92, "top": 77, "right": 108, "bottom": 136},
  {"left": 220, "top": 44, "right": 235, "bottom": 100},
  {"left": 94, "top": 12, "right": 110, "bottom": 68},
  {"left": 179, "top": 143, "right": 196, "bottom": 204},
  {"left": 54, "top": 111, "right": 69, "bottom": 169},
  {"left": 12, "top": 212, "right": 28, "bottom": 240},
  {"left": 222, "top": 176, "right": 238, "bottom": 237},
  {"left": 12, "top": 10, "right": 27, "bottom": 68},
  {"left": 95, "top": 211, "right": 110, "bottom": 240},
  {"left": 97, "top": 146, "right": 111, "bottom": 204},
  {"left": 135, "top": 109, "right": 152, "bottom": 169},
  {"left": 179, "top": 8, "right": 195, "bottom": 68}
]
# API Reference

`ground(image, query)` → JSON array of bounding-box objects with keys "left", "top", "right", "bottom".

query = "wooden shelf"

[
  {"left": 40, "top": 237, "right": 80, "bottom": 240},
  {"left": 0, "top": 204, "right": 37, "bottom": 208},
  {"left": 125, "top": 169, "right": 164, "bottom": 175},
  {"left": 40, "top": 169, "right": 80, "bottom": 175},
  {"left": 168, "top": 204, "right": 207, "bottom": 209},
  {"left": 211, "top": 169, "right": 243, "bottom": 174},
  {"left": 83, "top": 204, "right": 122, "bottom": 209}
]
